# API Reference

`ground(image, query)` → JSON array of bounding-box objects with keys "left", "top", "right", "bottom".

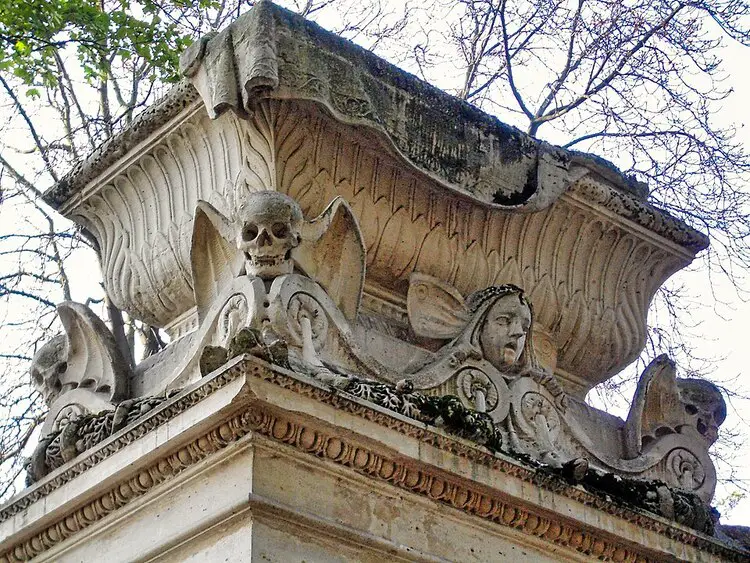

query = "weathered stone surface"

[
  {"left": 42, "top": 96, "right": 705, "bottom": 388},
  {"left": 39, "top": 2, "right": 706, "bottom": 388},
  {"left": 3, "top": 359, "right": 745, "bottom": 562},
  {"left": 17, "top": 1, "right": 742, "bottom": 560},
  {"left": 198, "top": 345, "right": 228, "bottom": 376}
]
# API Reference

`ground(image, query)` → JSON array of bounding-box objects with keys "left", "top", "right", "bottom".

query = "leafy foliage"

[{"left": 1, "top": 0, "right": 191, "bottom": 85}]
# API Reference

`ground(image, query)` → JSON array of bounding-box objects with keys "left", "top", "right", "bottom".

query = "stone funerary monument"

[{"left": 1, "top": 2, "right": 747, "bottom": 561}]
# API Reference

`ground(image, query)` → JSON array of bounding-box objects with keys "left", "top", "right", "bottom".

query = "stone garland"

[
  {"left": 203, "top": 337, "right": 717, "bottom": 535},
  {"left": 336, "top": 376, "right": 716, "bottom": 534},
  {"left": 2, "top": 363, "right": 245, "bottom": 523},
  {"left": 200, "top": 328, "right": 504, "bottom": 451},
  {"left": 25, "top": 393, "right": 181, "bottom": 485}
]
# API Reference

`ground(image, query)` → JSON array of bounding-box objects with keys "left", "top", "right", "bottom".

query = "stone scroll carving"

[
  {"left": 67, "top": 97, "right": 702, "bottom": 389},
  {"left": 23, "top": 3, "right": 729, "bottom": 537},
  {"left": 398, "top": 275, "right": 725, "bottom": 497},
  {"left": 616, "top": 355, "right": 726, "bottom": 501}
]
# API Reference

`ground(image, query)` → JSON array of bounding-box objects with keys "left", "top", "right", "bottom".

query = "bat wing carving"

[
  {"left": 57, "top": 301, "right": 131, "bottom": 402},
  {"left": 406, "top": 273, "right": 470, "bottom": 340},
  {"left": 296, "top": 197, "right": 365, "bottom": 323},
  {"left": 191, "top": 201, "right": 244, "bottom": 323},
  {"left": 624, "top": 354, "right": 685, "bottom": 457}
]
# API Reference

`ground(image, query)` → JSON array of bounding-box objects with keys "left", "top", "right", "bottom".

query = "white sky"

[{"left": 654, "top": 38, "right": 750, "bottom": 524}]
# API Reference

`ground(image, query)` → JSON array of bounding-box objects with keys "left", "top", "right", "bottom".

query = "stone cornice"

[
  {"left": 43, "top": 81, "right": 202, "bottom": 211},
  {"left": 0, "top": 354, "right": 246, "bottom": 523},
  {"left": 566, "top": 176, "right": 707, "bottom": 255},
  {"left": 0, "top": 358, "right": 743, "bottom": 561}
]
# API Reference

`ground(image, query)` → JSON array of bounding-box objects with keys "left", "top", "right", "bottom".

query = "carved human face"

[
  {"left": 478, "top": 295, "right": 531, "bottom": 369},
  {"left": 236, "top": 192, "right": 303, "bottom": 279}
]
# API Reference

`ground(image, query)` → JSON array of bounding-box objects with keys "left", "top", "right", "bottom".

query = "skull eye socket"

[
  {"left": 271, "top": 222, "right": 289, "bottom": 238},
  {"left": 697, "top": 419, "right": 708, "bottom": 435},
  {"left": 685, "top": 404, "right": 698, "bottom": 415},
  {"left": 242, "top": 223, "right": 259, "bottom": 241}
]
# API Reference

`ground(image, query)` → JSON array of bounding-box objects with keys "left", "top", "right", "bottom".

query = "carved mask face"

[
  {"left": 478, "top": 295, "right": 531, "bottom": 369},
  {"left": 236, "top": 192, "right": 303, "bottom": 279},
  {"left": 30, "top": 335, "right": 67, "bottom": 405},
  {"left": 678, "top": 379, "right": 726, "bottom": 446}
]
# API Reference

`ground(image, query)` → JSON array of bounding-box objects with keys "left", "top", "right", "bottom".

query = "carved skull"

[
  {"left": 236, "top": 192, "right": 303, "bottom": 279},
  {"left": 678, "top": 378, "right": 726, "bottom": 446},
  {"left": 30, "top": 335, "right": 68, "bottom": 406}
]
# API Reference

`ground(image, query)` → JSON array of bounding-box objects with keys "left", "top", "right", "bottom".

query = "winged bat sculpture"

[{"left": 30, "top": 301, "right": 132, "bottom": 438}]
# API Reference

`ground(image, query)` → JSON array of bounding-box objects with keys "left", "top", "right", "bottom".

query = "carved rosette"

[
  {"left": 286, "top": 292, "right": 328, "bottom": 350},
  {"left": 516, "top": 392, "right": 561, "bottom": 440},
  {"left": 666, "top": 448, "right": 706, "bottom": 492},
  {"left": 457, "top": 368, "right": 498, "bottom": 412},
  {"left": 506, "top": 377, "right": 564, "bottom": 464}
]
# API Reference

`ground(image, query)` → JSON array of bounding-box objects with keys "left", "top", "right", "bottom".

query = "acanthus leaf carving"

[{"left": 66, "top": 98, "right": 695, "bottom": 388}]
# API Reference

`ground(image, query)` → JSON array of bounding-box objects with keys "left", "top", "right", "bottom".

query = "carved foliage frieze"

[{"left": 72, "top": 110, "right": 249, "bottom": 327}]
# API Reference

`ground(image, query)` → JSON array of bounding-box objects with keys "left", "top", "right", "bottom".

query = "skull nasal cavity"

[{"left": 259, "top": 230, "right": 273, "bottom": 246}]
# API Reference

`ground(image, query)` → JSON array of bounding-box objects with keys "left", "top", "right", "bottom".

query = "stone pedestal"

[{"left": 1, "top": 358, "right": 742, "bottom": 562}]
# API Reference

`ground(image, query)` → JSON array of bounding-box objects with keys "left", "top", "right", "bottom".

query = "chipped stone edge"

[{"left": 42, "top": 81, "right": 201, "bottom": 210}]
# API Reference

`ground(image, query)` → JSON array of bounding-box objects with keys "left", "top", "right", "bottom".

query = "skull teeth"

[{"left": 244, "top": 253, "right": 285, "bottom": 266}]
